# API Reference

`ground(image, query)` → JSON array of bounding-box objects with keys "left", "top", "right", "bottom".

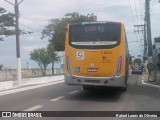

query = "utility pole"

[
  {"left": 145, "top": 0, "right": 153, "bottom": 59},
  {"left": 27, "top": 61, "right": 29, "bottom": 69},
  {"left": 145, "top": 0, "right": 156, "bottom": 81},
  {"left": 144, "top": 24, "right": 147, "bottom": 60},
  {"left": 4, "top": 0, "right": 24, "bottom": 85}
]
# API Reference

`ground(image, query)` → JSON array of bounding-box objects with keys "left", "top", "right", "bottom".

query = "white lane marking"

[
  {"left": 50, "top": 96, "right": 65, "bottom": 102},
  {"left": 24, "top": 105, "right": 42, "bottom": 111},
  {"left": 0, "top": 80, "right": 64, "bottom": 96},
  {"left": 68, "top": 90, "right": 79, "bottom": 95},
  {"left": 142, "top": 80, "right": 160, "bottom": 88}
]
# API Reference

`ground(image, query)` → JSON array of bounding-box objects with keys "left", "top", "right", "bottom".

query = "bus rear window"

[{"left": 69, "top": 23, "right": 121, "bottom": 48}]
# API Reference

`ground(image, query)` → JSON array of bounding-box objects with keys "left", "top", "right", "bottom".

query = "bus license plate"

[{"left": 87, "top": 68, "right": 98, "bottom": 72}]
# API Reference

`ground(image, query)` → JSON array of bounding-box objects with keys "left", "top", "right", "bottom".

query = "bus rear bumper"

[{"left": 65, "top": 74, "right": 126, "bottom": 87}]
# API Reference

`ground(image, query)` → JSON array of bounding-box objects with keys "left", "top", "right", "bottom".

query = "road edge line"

[
  {"left": 50, "top": 96, "right": 65, "bottom": 102},
  {"left": 24, "top": 105, "right": 43, "bottom": 111}
]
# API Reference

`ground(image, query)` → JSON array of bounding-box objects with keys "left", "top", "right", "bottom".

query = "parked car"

[{"left": 132, "top": 65, "right": 143, "bottom": 74}]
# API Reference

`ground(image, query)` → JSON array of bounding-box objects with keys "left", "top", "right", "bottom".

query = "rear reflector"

[{"left": 66, "top": 56, "right": 71, "bottom": 72}]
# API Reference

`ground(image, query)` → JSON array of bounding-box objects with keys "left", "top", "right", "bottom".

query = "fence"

[{"left": 0, "top": 68, "right": 63, "bottom": 82}]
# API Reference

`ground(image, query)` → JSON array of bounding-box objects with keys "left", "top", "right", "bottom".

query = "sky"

[{"left": 0, "top": 0, "right": 160, "bottom": 69}]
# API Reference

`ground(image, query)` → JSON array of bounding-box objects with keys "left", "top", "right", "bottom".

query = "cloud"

[
  {"left": 22, "top": 45, "right": 46, "bottom": 53},
  {"left": 1, "top": 0, "right": 160, "bottom": 68}
]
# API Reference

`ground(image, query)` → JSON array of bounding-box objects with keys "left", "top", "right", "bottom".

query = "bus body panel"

[
  {"left": 64, "top": 22, "right": 128, "bottom": 88},
  {"left": 65, "top": 74, "right": 125, "bottom": 87}
]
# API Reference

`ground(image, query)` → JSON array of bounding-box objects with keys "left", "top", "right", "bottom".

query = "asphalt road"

[{"left": 0, "top": 74, "right": 160, "bottom": 120}]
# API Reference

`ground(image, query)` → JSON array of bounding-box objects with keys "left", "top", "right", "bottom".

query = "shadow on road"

[{"left": 65, "top": 87, "right": 123, "bottom": 103}]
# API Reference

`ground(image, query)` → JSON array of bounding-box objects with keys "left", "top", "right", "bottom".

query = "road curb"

[{"left": 142, "top": 76, "right": 160, "bottom": 88}]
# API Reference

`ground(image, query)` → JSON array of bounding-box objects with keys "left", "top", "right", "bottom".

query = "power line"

[
  {"left": 18, "top": 0, "right": 24, "bottom": 5},
  {"left": 128, "top": 41, "right": 139, "bottom": 43},
  {"left": 140, "top": 0, "right": 143, "bottom": 25},
  {"left": 4, "top": 0, "right": 14, "bottom": 6},
  {"left": 134, "top": 0, "right": 139, "bottom": 25},
  {"left": 21, "top": 18, "right": 45, "bottom": 28},
  {"left": 128, "top": 0, "right": 141, "bottom": 45},
  {"left": 129, "top": 49, "right": 143, "bottom": 51},
  {"left": 128, "top": 0, "right": 135, "bottom": 26},
  {"left": 128, "top": 0, "right": 139, "bottom": 43},
  {"left": 21, "top": 17, "right": 50, "bottom": 21},
  {"left": 19, "top": 23, "right": 42, "bottom": 33},
  {"left": 21, "top": 15, "right": 154, "bottom": 25},
  {"left": 151, "top": 0, "right": 156, "bottom": 12},
  {"left": 151, "top": 13, "right": 160, "bottom": 31},
  {"left": 134, "top": 0, "right": 143, "bottom": 39},
  {"left": 129, "top": 44, "right": 144, "bottom": 47}
]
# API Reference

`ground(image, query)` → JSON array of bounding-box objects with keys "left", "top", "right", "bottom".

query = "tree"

[
  {"left": 47, "top": 44, "right": 59, "bottom": 75},
  {"left": 30, "top": 48, "right": 53, "bottom": 76},
  {"left": 0, "top": 7, "right": 32, "bottom": 41},
  {"left": 42, "top": 12, "right": 97, "bottom": 51},
  {"left": 0, "top": 7, "right": 15, "bottom": 41},
  {"left": 133, "top": 58, "right": 142, "bottom": 65},
  {"left": 129, "top": 54, "right": 132, "bottom": 63},
  {"left": 0, "top": 64, "right": 3, "bottom": 70}
]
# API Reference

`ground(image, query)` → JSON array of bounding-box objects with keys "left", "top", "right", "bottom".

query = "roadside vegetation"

[{"left": 30, "top": 12, "right": 97, "bottom": 76}]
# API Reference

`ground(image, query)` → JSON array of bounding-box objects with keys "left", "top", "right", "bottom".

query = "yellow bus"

[{"left": 64, "top": 22, "right": 129, "bottom": 91}]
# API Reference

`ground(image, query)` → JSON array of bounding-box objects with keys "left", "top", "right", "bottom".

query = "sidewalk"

[
  {"left": 0, "top": 75, "right": 64, "bottom": 92},
  {"left": 142, "top": 73, "right": 160, "bottom": 86}
]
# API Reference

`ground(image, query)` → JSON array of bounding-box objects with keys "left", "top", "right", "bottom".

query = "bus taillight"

[{"left": 116, "top": 56, "right": 123, "bottom": 75}]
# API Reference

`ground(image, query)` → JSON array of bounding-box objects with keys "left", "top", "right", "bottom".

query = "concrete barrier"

[
  {"left": 0, "top": 81, "right": 14, "bottom": 91},
  {"left": 0, "top": 75, "right": 64, "bottom": 91}
]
